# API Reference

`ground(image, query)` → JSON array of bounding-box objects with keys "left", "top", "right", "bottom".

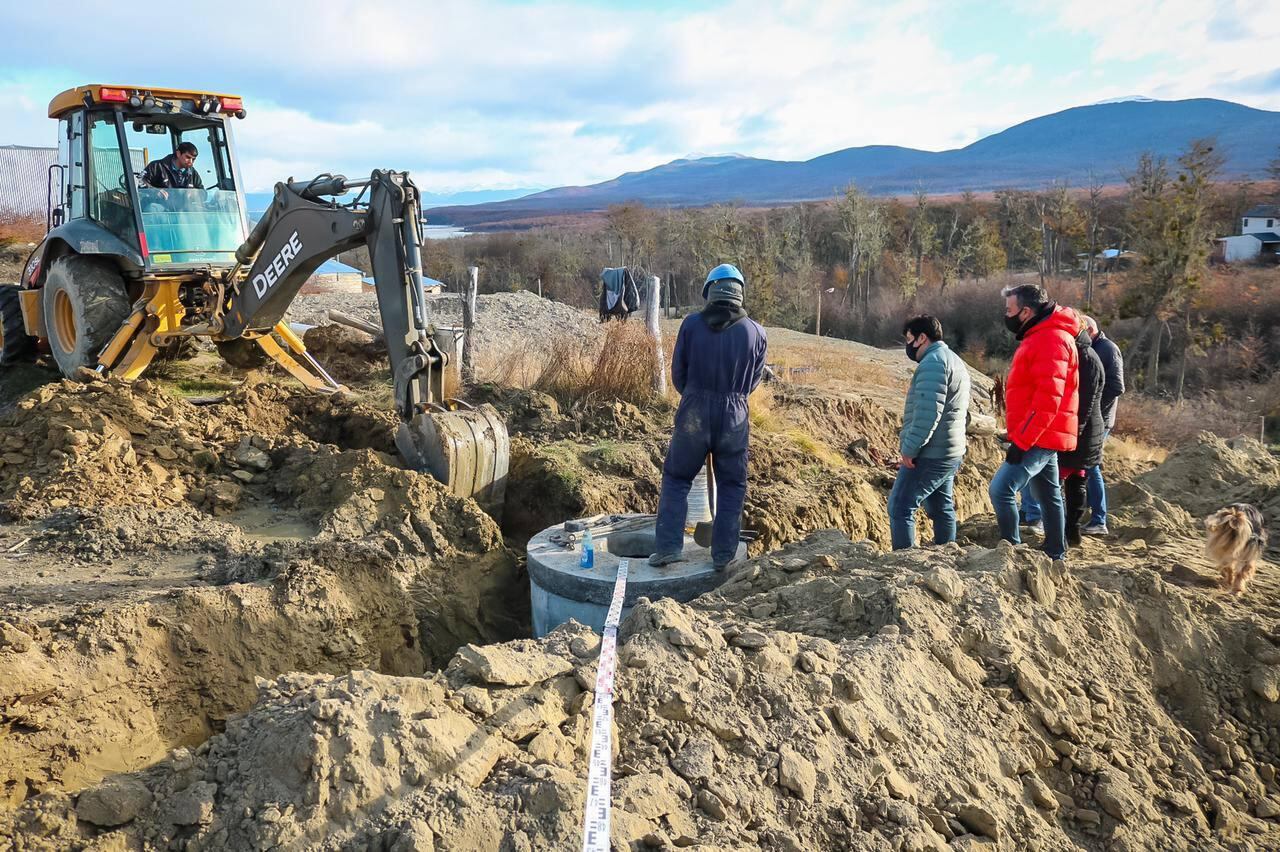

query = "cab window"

[
  {"left": 124, "top": 119, "right": 246, "bottom": 265},
  {"left": 86, "top": 114, "right": 136, "bottom": 245}
]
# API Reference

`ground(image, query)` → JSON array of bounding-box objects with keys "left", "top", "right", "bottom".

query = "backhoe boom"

[{"left": 223, "top": 170, "right": 443, "bottom": 418}]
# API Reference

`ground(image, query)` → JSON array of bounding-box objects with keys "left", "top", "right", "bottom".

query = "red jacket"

[{"left": 1006, "top": 305, "right": 1080, "bottom": 452}]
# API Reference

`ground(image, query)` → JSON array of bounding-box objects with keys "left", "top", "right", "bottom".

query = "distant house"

[
  {"left": 301, "top": 259, "right": 365, "bottom": 295},
  {"left": 1214, "top": 204, "right": 1280, "bottom": 264},
  {"left": 1075, "top": 247, "right": 1137, "bottom": 271}
]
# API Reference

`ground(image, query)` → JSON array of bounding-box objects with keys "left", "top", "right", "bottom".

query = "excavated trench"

[
  {"left": 10, "top": 363, "right": 1280, "bottom": 849},
  {"left": 0, "top": 377, "right": 530, "bottom": 808},
  {"left": 0, "top": 370, "right": 975, "bottom": 809},
  {"left": 0, "top": 367, "right": 1045, "bottom": 817}
]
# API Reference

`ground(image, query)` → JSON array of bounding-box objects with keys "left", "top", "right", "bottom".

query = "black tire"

[
  {"left": 215, "top": 338, "right": 269, "bottom": 370},
  {"left": 42, "top": 256, "right": 131, "bottom": 377},
  {"left": 0, "top": 284, "right": 35, "bottom": 365}
]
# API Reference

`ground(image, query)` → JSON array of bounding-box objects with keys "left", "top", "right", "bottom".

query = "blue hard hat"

[{"left": 703, "top": 263, "right": 745, "bottom": 299}]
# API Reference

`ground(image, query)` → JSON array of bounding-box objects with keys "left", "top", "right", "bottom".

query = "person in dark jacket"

[
  {"left": 889, "top": 315, "right": 971, "bottom": 549},
  {"left": 989, "top": 284, "right": 1079, "bottom": 561},
  {"left": 650, "top": 264, "right": 768, "bottom": 571},
  {"left": 1081, "top": 316, "right": 1125, "bottom": 535},
  {"left": 142, "top": 142, "right": 204, "bottom": 193},
  {"left": 1059, "top": 316, "right": 1106, "bottom": 546}
]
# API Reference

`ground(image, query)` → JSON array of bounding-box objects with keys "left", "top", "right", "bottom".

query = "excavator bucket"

[{"left": 396, "top": 403, "right": 509, "bottom": 517}]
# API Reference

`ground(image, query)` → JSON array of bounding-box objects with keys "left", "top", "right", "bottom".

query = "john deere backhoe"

[{"left": 0, "top": 84, "right": 507, "bottom": 510}]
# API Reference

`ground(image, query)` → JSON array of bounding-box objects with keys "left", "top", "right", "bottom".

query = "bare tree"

[{"left": 1084, "top": 172, "right": 1104, "bottom": 309}]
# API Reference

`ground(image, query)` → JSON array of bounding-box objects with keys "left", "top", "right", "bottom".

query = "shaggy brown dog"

[{"left": 1205, "top": 503, "right": 1268, "bottom": 594}]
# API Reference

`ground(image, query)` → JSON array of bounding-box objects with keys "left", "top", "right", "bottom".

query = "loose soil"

[{"left": 2, "top": 291, "right": 1277, "bottom": 852}]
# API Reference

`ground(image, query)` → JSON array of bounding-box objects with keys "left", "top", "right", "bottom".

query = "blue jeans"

[
  {"left": 1086, "top": 428, "right": 1111, "bottom": 526},
  {"left": 888, "top": 456, "right": 963, "bottom": 549},
  {"left": 989, "top": 447, "right": 1067, "bottom": 559},
  {"left": 1021, "top": 488, "right": 1041, "bottom": 523}
]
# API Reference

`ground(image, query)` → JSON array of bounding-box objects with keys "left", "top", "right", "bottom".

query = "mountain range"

[{"left": 425, "top": 98, "right": 1280, "bottom": 227}]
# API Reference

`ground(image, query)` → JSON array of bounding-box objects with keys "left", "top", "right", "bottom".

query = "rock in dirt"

[
  {"left": 450, "top": 641, "right": 574, "bottom": 686},
  {"left": 954, "top": 803, "right": 1000, "bottom": 840},
  {"left": 163, "top": 780, "right": 217, "bottom": 826},
  {"left": 922, "top": 566, "right": 964, "bottom": 603},
  {"left": 75, "top": 776, "right": 153, "bottom": 826},
  {"left": 1094, "top": 772, "right": 1144, "bottom": 822},
  {"left": 1250, "top": 667, "right": 1280, "bottom": 703},
  {"left": 777, "top": 745, "right": 817, "bottom": 802},
  {"left": 0, "top": 621, "right": 33, "bottom": 652}
]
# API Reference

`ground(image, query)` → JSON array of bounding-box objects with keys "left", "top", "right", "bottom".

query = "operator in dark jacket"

[
  {"left": 650, "top": 264, "right": 768, "bottom": 571},
  {"left": 1082, "top": 316, "right": 1125, "bottom": 535},
  {"left": 142, "top": 142, "right": 204, "bottom": 191},
  {"left": 1059, "top": 318, "right": 1105, "bottom": 546}
]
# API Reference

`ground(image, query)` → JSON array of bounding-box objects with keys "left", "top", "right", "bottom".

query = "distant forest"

[{"left": 422, "top": 141, "right": 1280, "bottom": 443}]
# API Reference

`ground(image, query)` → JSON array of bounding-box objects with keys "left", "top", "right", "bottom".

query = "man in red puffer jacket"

[{"left": 989, "top": 283, "right": 1079, "bottom": 560}]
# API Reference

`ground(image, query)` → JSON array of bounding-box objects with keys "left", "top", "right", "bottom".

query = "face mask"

[
  {"left": 904, "top": 338, "right": 923, "bottom": 361},
  {"left": 1004, "top": 312, "right": 1026, "bottom": 334}
]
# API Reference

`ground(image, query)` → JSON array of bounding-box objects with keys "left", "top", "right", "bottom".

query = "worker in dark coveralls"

[{"left": 649, "top": 264, "right": 768, "bottom": 571}]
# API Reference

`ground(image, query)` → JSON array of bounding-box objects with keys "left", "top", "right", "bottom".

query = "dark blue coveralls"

[{"left": 653, "top": 305, "right": 768, "bottom": 565}]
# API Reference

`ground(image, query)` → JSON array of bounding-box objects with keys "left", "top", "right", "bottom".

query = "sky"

[{"left": 3, "top": 0, "right": 1279, "bottom": 194}]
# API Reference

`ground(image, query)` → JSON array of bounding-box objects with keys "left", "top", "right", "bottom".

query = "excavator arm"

[
  {"left": 222, "top": 169, "right": 508, "bottom": 511},
  {"left": 221, "top": 170, "right": 443, "bottom": 418}
]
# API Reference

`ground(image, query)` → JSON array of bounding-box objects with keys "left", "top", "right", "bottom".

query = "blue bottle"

[{"left": 579, "top": 528, "right": 595, "bottom": 570}]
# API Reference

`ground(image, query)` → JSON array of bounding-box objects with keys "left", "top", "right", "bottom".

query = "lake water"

[{"left": 424, "top": 225, "right": 469, "bottom": 239}]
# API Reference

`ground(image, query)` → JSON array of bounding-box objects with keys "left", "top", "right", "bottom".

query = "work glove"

[{"left": 1005, "top": 443, "right": 1025, "bottom": 465}]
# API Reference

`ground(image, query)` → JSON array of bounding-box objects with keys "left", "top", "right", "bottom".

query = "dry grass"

[
  {"left": 0, "top": 211, "right": 44, "bottom": 249},
  {"left": 1107, "top": 434, "right": 1168, "bottom": 465},
  {"left": 768, "top": 342, "right": 902, "bottom": 394},
  {"left": 1113, "top": 394, "right": 1263, "bottom": 448},
  {"left": 485, "top": 321, "right": 662, "bottom": 407},
  {"left": 747, "top": 383, "right": 782, "bottom": 431},
  {"left": 480, "top": 335, "right": 595, "bottom": 390},
  {"left": 581, "top": 322, "right": 662, "bottom": 405}
]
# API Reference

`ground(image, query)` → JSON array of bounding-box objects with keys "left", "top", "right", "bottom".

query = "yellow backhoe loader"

[{"left": 0, "top": 85, "right": 507, "bottom": 511}]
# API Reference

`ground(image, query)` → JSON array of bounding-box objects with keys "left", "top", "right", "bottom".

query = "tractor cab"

[{"left": 45, "top": 85, "right": 250, "bottom": 272}]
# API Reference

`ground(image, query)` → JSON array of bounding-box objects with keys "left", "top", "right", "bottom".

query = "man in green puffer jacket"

[{"left": 889, "top": 315, "right": 972, "bottom": 549}]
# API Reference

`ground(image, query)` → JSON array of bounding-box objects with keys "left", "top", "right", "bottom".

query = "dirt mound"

[
  {"left": 493, "top": 375, "right": 1005, "bottom": 552},
  {"left": 288, "top": 290, "right": 604, "bottom": 370},
  {"left": 13, "top": 530, "right": 1280, "bottom": 850},
  {"left": 301, "top": 324, "right": 387, "bottom": 385},
  {"left": 0, "top": 376, "right": 398, "bottom": 520},
  {"left": 0, "top": 450, "right": 524, "bottom": 807},
  {"left": 478, "top": 385, "right": 673, "bottom": 444},
  {"left": 767, "top": 383, "right": 902, "bottom": 460},
  {"left": 0, "top": 370, "right": 530, "bottom": 809},
  {"left": 1137, "top": 432, "right": 1280, "bottom": 520}
]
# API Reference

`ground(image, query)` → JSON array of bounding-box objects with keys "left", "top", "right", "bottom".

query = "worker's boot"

[{"left": 648, "top": 551, "right": 685, "bottom": 568}]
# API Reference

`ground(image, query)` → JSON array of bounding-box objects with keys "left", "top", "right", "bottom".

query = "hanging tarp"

[{"left": 599, "top": 267, "right": 640, "bottom": 321}]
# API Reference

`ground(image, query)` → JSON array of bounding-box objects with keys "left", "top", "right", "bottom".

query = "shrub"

[
  {"left": 524, "top": 321, "right": 660, "bottom": 407},
  {"left": 0, "top": 210, "right": 44, "bottom": 249}
]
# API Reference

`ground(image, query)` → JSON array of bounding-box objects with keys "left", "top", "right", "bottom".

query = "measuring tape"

[{"left": 581, "top": 558, "right": 629, "bottom": 852}]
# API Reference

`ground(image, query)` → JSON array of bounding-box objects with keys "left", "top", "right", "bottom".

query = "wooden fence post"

[
  {"left": 463, "top": 266, "right": 478, "bottom": 383},
  {"left": 646, "top": 275, "right": 666, "bottom": 396}
]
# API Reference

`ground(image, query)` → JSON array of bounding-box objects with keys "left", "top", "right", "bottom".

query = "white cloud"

[
  {"left": 2, "top": 1, "right": 1278, "bottom": 193},
  {"left": 1037, "top": 0, "right": 1280, "bottom": 106}
]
